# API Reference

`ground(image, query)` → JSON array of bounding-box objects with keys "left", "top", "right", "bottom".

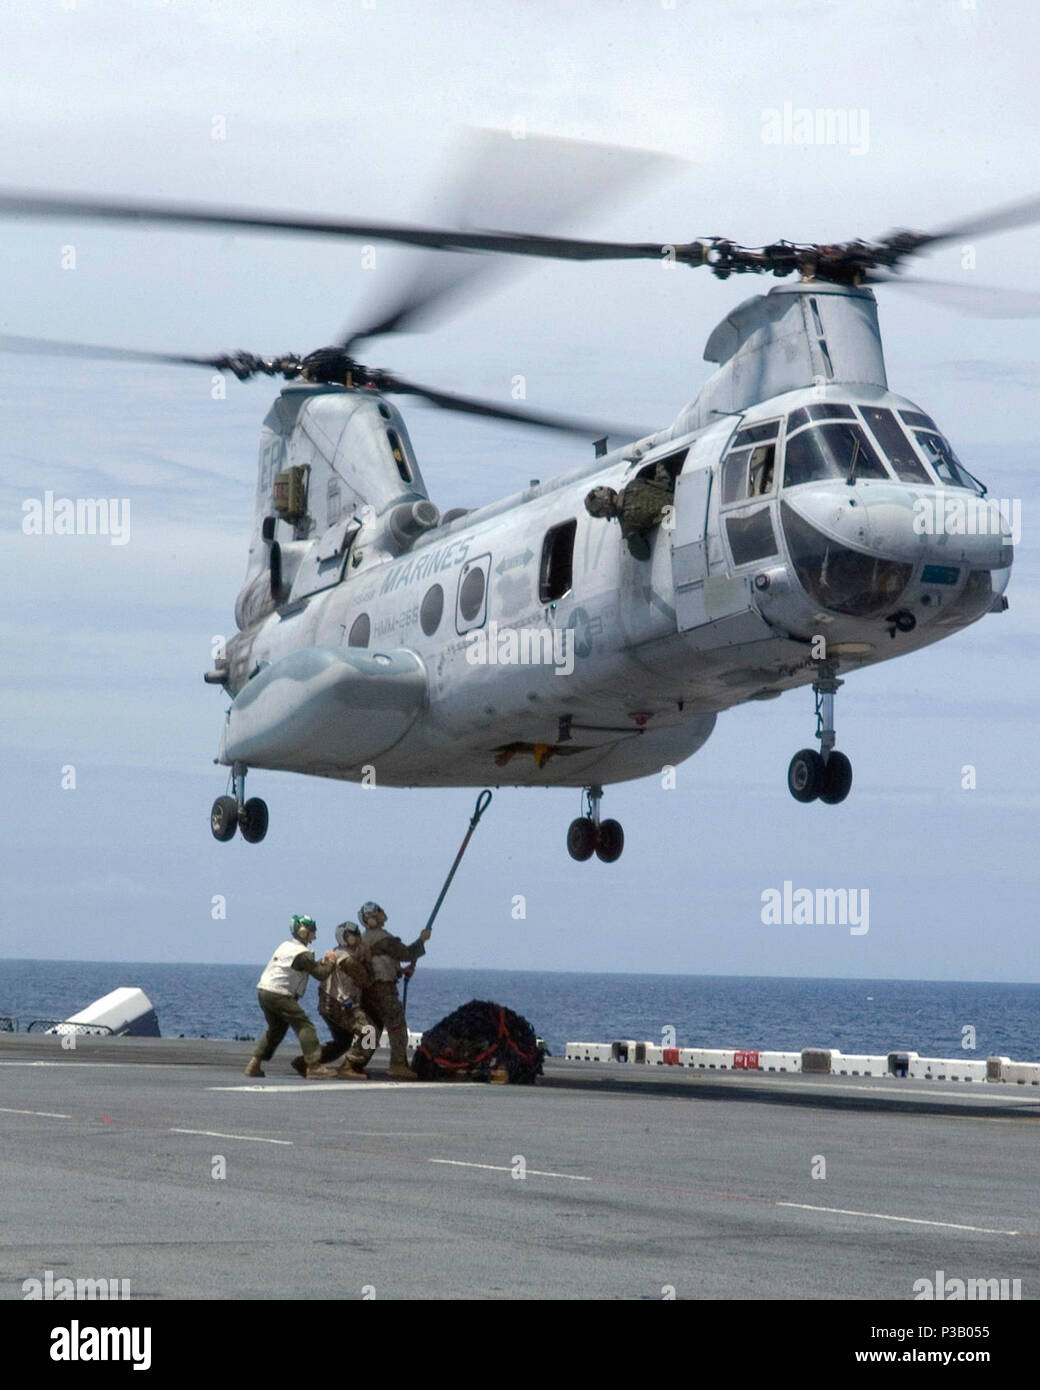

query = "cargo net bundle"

[{"left": 414, "top": 999, "right": 543, "bottom": 1084}]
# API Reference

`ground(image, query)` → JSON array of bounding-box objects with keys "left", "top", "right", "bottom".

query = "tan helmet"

[{"left": 584, "top": 486, "right": 619, "bottom": 519}]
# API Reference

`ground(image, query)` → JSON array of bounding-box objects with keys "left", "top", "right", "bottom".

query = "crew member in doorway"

[
  {"left": 292, "top": 922, "right": 376, "bottom": 1080},
  {"left": 359, "top": 902, "right": 431, "bottom": 1080},
  {"left": 584, "top": 460, "right": 675, "bottom": 560},
  {"left": 245, "top": 914, "right": 339, "bottom": 1079}
]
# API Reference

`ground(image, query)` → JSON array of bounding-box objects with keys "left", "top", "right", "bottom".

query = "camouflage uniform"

[
  {"left": 616, "top": 462, "right": 674, "bottom": 558},
  {"left": 361, "top": 925, "right": 427, "bottom": 1068},
  {"left": 585, "top": 462, "right": 674, "bottom": 560},
  {"left": 317, "top": 946, "right": 377, "bottom": 1072}
]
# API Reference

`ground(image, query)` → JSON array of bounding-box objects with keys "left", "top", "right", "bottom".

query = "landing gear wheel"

[
  {"left": 567, "top": 817, "right": 597, "bottom": 861},
  {"left": 594, "top": 818, "right": 624, "bottom": 863},
  {"left": 788, "top": 749, "right": 825, "bottom": 803},
  {"left": 819, "top": 751, "right": 853, "bottom": 805},
  {"left": 239, "top": 797, "right": 269, "bottom": 843},
  {"left": 210, "top": 796, "right": 239, "bottom": 841}
]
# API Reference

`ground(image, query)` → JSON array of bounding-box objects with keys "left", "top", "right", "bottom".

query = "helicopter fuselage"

[{"left": 213, "top": 375, "right": 1011, "bottom": 791}]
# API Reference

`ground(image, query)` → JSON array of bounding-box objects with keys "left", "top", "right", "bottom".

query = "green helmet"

[{"left": 291, "top": 913, "right": 317, "bottom": 942}]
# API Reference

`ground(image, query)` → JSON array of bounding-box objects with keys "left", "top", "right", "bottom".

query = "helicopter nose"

[
  {"left": 783, "top": 484, "right": 1013, "bottom": 571},
  {"left": 864, "top": 487, "right": 1013, "bottom": 570}
]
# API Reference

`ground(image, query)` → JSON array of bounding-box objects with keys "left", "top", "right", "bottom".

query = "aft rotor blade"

[
  {"left": 0, "top": 332, "right": 229, "bottom": 369},
  {"left": 0, "top": 188, "right": 682, "bottom": 264},
  {"left": 383, "top": 375, "right": 648, "bottom": 439},
  {"left": 0, "top": 333, "right": 300, "bottom": 380},
  {"left": 868, "top": 271, "right": 1040, "bottom": 317},
  {"left": 912, "top": 191, "right": 1040, "bottom": 249}
]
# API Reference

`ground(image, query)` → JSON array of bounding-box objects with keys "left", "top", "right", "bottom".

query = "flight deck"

[{"left": 1, "top": 1033, "right": 1037, "bottom": 1302}]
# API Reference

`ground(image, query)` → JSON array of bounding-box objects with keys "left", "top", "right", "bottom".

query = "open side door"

[{"left": 670, "top": 463, "right": 771, "bottom": 649}]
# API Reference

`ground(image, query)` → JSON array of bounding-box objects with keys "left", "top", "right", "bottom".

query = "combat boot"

[
  {"left": 335, "top": 1064, "right": 369, "bottom": 1081},
  {"left": 290, "top": 1056, "right": 307, "bottom": 1078},
  {"left": 305, "top": 1063, "right": 338, "bottom": 1079},
  {"left": 387, "top": 1063, "right": 419, "bottom": 1081},
  {"left": 244, "top": 1057, "right": 265, "bottom": 1078}
]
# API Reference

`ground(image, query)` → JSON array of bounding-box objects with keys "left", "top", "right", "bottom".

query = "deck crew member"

[
  {"left": 359, "top": 902, "right": 431, "bottom": 1080},
  {"left": 293, "top": 922, "right": 376, "bottom": 1080},
  {"left": 245, "top": 914, "right": 339, "bottom": 1079}
]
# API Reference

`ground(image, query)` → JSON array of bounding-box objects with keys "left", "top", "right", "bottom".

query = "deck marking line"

[
  {"left": 0, "top": 1105, "right": 71, "bottom": 1118},
  {"left": 169, "top": 1127, "right": 293, "bottom": 1146},
  {"left": 777, "top": 1202, "right": 1020, "bottom": 1236},
  {"left": 428, "top": 1158, "right": 591, "bottom": 1181},
  {"left": 208, "top": 1082, "right": 463, "bottom": 1093}
]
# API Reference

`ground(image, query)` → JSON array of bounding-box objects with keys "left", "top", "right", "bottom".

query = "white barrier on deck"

[
  {"left": 829, "top": 1052, "right": 891, "bottom": 1078},
  {"left": 988, "top": 1057, "right": 1040, "bottom": 1085},
  {"left": 562, "top": 1038, "right": 1037, "bottom": 1084}
]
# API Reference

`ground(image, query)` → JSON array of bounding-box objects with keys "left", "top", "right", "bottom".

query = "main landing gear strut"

[
  {"left": 211, "top": 762, "right": 269, "bottom": 843},
  {"left": 567, "top": 784, "right": 625, "bottom": 862},
  {"left": 787, "top": 662, "right": 853, "bottom": 805}
]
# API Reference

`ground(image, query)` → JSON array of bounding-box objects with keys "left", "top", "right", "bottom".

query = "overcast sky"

[{"left": 1, "top": 0, "right": 1038, "bottom": 984}]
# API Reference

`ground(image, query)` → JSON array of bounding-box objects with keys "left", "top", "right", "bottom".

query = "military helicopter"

[{"left": 2, "top": 138, "right": 1034, "bottom": 862}]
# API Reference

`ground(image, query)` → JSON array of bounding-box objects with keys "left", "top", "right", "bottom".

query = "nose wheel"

[
  {"left": 211, "top": 762, "right": 269, "bottom": 843},
  {"left": 787, "top": 663, "right": 853, "bottom": 805},
  {"left": 567, "top": 785, "right": 625, "bottom": 862}
]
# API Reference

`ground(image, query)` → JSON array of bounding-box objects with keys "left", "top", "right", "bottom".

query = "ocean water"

[{"left": 2, "top": 959, "right": 1039, "bottom": 1061}]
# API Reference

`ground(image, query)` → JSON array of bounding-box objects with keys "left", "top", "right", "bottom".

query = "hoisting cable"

[{"left": 403, "top": 789, "right": 493, "bottom": 1008}]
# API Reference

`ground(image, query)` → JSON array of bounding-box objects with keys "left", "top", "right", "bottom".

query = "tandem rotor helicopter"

[{"left": 2, "top": 135, "right": 1034, "bottom": 862}]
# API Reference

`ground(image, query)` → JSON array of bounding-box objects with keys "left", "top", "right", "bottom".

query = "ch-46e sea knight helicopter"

[{"left": 2, "top": 137, "right": 1033, "bottom": 862}]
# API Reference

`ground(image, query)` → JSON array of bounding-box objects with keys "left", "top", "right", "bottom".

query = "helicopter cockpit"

[
  {"left": 780, "top": 402, "right": 981, "bottom": 492},
  {"left": 712, "top": 396, "right": 1001, "bottom": 623}
]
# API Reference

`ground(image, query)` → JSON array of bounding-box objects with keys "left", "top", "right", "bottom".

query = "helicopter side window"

[
  {"left": 722, "top": 443, "right": 776, "bottom": 504},
  {"left": 730, "top": 420, "right": 779, "bottom": 450},
  {"left": 540, "top": 519, "right": 577, "bottom": 603},
  {"left": 721, "top": 449, "right": 751, "bottom": 505},
  {"left": 725, "top": 507, "right": 778, "bottom": 566},
  {"left": 912, "top": 431, "right": 976, "bottom": 490},
  {"left": 783, "top": 423, "right": 889, "bottom": 487},
  {"left": 348, "top": 613, "right": 370, "bottom": 648},
  {"left": 749, "top": 444, "right": 775, "bottom": 497},
  {"left": 859, "top": 406, "right": 932, "bottom": 485}
]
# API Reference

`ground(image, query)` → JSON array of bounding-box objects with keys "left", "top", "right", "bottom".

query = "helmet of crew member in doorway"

[
  {"left": 584, "top": 486, "right": 619, "bottom": 519},
  {"left": 335, "top": 921, "right": 363, "bottom": 949},
  {"left": 290, "top": 913, "right": 317, "bottom": 944},
  {"left": 358, "top": 902, "right": 386, "bottom": 928}
]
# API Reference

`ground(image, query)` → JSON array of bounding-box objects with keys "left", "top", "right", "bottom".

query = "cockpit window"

[
  {"left": 859, "top": 406, "right": 932, "bottom": 484},
  {"left": 781, "top": 503, "right": 912, "bottom": 617},
  {"left": 731, "top": 420, "right": 780, "bottom": 450},
  {"left": 912, "top": 431, "right": 976, "bottom": 490},
  {"left": 786, "top": 403, "right": 857, "bottom": 433},
  {"left": 783, "top": 422, "right": 889, "bottom": 487},
  {"left": 721, "top": 443, "right": 775, "bottom": 504},
  {"left": 899, "top": 409, "right": 938, "bottom": 431}
]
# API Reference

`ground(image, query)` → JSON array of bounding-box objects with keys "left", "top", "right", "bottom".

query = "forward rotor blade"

[
  {"left": 868, "top": 271, "right": 1040, "bottom": 317},
  {"left": 0, "top": 188, "right": 678, "bottom": 263},
  {"left": 340, "top": 131, "right": 682, "bottom": 351},
  {"left": 383, "top": 374, "right": 648, "bottom": 440}
]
